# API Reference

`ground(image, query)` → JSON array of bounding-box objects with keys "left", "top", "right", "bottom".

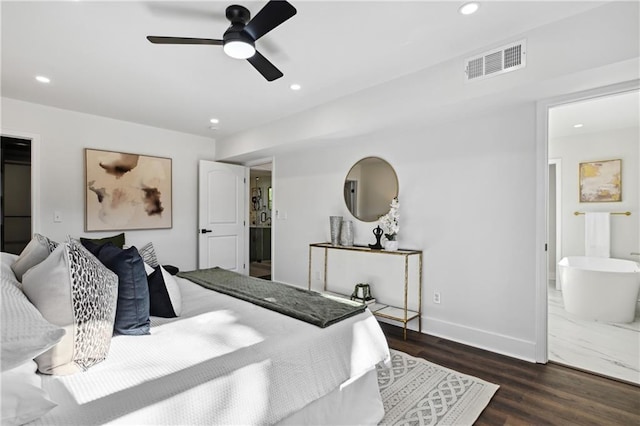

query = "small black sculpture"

[{"left": 368, "top": 226, "right": 384, "bottom": 250}]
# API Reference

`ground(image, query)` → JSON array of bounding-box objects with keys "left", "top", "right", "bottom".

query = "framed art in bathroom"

[
  {"left": 85, "top": 148, "right": 172, "bottom": 231},
  {"left": 579, "top": 159, "right": 621, "bottom": 203}
]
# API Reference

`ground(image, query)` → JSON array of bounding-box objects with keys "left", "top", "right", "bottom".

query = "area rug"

[{"left": 377, "top": 349, "right": 499, "bottom": 426}]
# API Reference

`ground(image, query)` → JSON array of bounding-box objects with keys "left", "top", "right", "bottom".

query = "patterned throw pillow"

[
  {"left": 21, "top": 240, "right": 119, "bottom": 375},
  {"left": 138, "top": 242, "right": 159, "bottom": 268},
  {"left": 10, "top": 234, "right": 58, "bottom": 282}
]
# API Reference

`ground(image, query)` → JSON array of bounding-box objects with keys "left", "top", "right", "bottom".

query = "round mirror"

[{"left": 343, "top": 157, "right": 399, "bottom": 222}]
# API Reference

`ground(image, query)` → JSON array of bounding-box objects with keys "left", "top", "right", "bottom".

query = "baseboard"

[
  {"left": 377, "top": 315, "right": 537, "bottom": 362},
  {"left": 426, "top": 317, "right": 537, "bottom": 362}
]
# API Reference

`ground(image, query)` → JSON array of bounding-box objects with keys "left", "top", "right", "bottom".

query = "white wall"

[
  {"left": 549, "top": 127, "right": 639, "bottom": 260},
  {"left": 274, "top": 103, "right": 538, "bottom": 360},
  {"left": 1, "top": 98, "right": 216, "bottom": 270}
]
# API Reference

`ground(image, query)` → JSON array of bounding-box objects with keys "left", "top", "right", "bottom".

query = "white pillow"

[
  {"left": 10, "top": 234, "right": 58, "bottom": 282},
  {"left": 22, "top": 240, "right": 119, "bottom": 375},
  {"left": 1, "top": 252, "right": 19, "bottom": 276},
  {"left": 0, "top": 262, "right": 65, "bottom": 372},
  {"left": 0, "top": 360, "right": 57, "bottom": 426}
]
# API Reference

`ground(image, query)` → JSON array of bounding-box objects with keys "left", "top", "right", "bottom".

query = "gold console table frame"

[{"left": 308, "top": 242, "right": 422, "bottom": 340}]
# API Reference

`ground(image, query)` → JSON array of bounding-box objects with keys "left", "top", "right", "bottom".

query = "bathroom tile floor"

[{"left": 548, "top": 280, "right": 640, "bottom": 385}]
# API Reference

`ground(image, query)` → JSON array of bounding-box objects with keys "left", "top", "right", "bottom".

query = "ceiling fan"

[{"left": 147, "top": 1, "right": 296, "bottom": 82}]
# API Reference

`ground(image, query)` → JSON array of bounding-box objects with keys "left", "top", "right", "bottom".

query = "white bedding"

[{"left": 34, "top": 276, "right": 390, "bottom": 425}]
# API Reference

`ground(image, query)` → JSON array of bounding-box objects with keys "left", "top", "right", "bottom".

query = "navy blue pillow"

[{"left": 82, "top": 241, "right": 150, "bottom": 335}]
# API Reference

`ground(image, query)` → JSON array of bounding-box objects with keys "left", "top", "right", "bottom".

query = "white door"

[{"left": 198, "top": 160, "right": 248, "bottom": 272}]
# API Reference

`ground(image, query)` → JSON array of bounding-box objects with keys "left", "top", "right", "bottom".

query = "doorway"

[
  {"left": 249, "top": 162, "right": 272, "bottom": 280},
  {"left": 1, "top": 136, "right": 32, "bottom": 254},
  {"left": 545, "top": 87, "right": 640, "bottom": 384}
]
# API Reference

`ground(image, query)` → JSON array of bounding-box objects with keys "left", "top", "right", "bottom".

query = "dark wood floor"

[{"left": 381, "top": 323, "right": 640, "bottom": 425}]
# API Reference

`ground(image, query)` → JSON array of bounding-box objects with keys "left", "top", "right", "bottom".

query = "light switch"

[{"left": 53, "top": 211, "right": 62, "bottom": 223}]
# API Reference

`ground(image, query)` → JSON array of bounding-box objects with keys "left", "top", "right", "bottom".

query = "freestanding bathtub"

[{"left": 558, "top": 256, "right": 640, "bottom": 323}]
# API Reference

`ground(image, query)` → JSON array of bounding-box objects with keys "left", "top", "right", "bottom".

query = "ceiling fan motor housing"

[
  {"left": 223, "top": 5, "right": 255, "bottom": 57},
  {"left": 226, "top": 5, "right": 251, "bottom": 24},
  {"left": 224, "top": 26, "right": 255, "bottom": 46}
]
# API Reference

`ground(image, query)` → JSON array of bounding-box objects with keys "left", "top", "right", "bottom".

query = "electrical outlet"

[
  {"left": 53, "top": 211, "right": 62, "bottom": 223},
  {"left": 433, "top": 292, "right": 441, "bottom": 304},
  {"left": 314, "top": 271, "right": 321, "bottom": 280}
]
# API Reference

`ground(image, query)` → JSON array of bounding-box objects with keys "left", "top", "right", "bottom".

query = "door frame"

[
  {"left": 0, "top": 129, "right": 41, "bottom": 236},
  {"left": 548, "top": 158, "right": 562, "bottom": 288},
  {"left": 534, "top": 79, "right": 640, "bottom": 363}
]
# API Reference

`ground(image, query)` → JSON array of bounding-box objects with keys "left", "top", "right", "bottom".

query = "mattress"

[{"left": 35, "top": 276, "right": 390, "bottom": 425}]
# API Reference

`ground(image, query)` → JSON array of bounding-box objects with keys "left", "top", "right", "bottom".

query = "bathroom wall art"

[
  {"left": 579, "top": 159, "right": 621, "bottom": 203},
  {"left": 85, "top": 148, "right": 172, "bottom": 231}
]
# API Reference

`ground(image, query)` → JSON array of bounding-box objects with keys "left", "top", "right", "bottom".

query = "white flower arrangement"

[{"left": 378, "top": 197, "right": 399, "bottom": 241}]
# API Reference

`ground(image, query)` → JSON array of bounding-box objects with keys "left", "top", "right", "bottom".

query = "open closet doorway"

[
  {"left": 546, "top": 86, "right": 639, "bottom": 385},
  {"left": 249, "top": 162, "right": 272, "bottom": 280},
  {"left": 1, "top": 136, "right": 32, "bottom": 254}
]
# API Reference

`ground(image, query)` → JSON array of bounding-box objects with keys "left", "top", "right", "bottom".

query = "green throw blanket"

[{"left": 177, "top": 267, "right": 365, "bottom": 328}]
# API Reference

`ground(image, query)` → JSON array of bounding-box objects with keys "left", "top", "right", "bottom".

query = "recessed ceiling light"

[
  {"left": 210, "top": 118, "right": 219, "bottom": 124},
  {"left": 573, "top": 123, "right": 584, "bottom": 128},
  {"left": 35, "top": 75, "right": 50, "bottom": 84},
  {"left": 459, "top": 2, "right": 480, "bottom": 15},
  {"left": 290, "top": 83, "right": 301, "bottom": 91}
]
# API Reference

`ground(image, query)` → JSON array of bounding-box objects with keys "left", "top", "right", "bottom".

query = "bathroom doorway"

[
  {"left": 249, "top": 162, "right": 272, "bottom": 280},
  {"left": 546, "top": 87, "right": 640, "bottom": 384}
]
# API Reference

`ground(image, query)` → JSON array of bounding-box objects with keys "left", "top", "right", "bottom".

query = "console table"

[{"left": 308, "top": 242, "right": 422, "bottom": 340}]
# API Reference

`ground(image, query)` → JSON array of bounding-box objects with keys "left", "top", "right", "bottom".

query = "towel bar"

[{"left": 574, "top": 211, "right": 631, "bottom": 216}]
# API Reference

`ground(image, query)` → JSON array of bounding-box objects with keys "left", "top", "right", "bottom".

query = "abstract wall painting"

[
  {"left": 85, "top": 149, "right": 172, "bottom": 231},
  {"left": 579, "top": 159, "right": 621, "bottom": 203}
]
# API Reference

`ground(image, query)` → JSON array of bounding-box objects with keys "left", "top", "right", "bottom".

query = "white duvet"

[{"left": 35, "top": 277, "right": 390, "bottom": 425}]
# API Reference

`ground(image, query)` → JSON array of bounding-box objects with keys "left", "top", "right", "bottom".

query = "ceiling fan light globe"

[{"left": 224, "top": 41, "right": 256, "bottom": 59}]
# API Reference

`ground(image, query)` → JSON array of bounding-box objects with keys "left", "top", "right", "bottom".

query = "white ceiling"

[
  {"left": 1, "top": 1, "right": 617, "bottom": 140},
  {"left": 549, "top": 90, "right": 640, "bottom": 139}
]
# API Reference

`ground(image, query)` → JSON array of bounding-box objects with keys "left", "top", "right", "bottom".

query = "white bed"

[{"left": 20, "top": 269, "right": 390, "bottom": 425}]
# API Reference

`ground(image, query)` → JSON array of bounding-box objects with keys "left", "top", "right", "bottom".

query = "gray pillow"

[
  {"left": 10, "top": 234, "right": 58, "bottom": 282},
  {"left": 22, "top": 240, "right": 118, "bottom": 375}
]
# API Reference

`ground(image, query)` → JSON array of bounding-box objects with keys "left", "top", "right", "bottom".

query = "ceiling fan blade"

[
  {"left": 247, "top": 51, "right": 283, "bottom": 81},
  {"left": 147, "top": 36, "right": 223, "bottom": 45},
  {"left": 244, "top": 0, "right": 297, "bottom": 41}
]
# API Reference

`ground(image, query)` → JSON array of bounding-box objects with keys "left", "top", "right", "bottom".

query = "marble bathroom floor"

[{"left": 548, "top": 280, "right": 640, "bottom": 385}]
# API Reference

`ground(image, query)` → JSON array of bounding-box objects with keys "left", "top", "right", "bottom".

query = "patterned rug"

[{"left": 377, "top": 349, "right": 499, "bottom": 426}]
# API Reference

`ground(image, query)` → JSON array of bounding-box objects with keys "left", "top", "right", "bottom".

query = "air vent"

[{"left": 465, "top": 39, "right": 526, "bottom": 82}]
